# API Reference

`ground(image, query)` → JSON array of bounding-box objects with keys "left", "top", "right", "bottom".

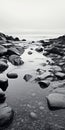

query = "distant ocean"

[{"left": 5, "top": 30, "right": 65, "bottom": 41}]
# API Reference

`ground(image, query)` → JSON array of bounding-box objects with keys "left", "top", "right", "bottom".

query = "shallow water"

[{"left": 2, "top": 41, "right": 65, "bottom": 130}]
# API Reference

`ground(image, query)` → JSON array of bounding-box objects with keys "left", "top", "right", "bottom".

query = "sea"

[{"left": 5, "top": 30, "right": 65, "bottom": 41}]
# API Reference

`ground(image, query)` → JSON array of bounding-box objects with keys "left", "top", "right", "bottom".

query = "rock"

[
  {"left": 0, "top": 58, "right": 7, "bottom": 63},
  {"left": 22, "top": 39, "right": 26, "bottom": 41},
  {"left": 7, "top": 73, "right": 18, "bottom": 79},
  {"left": 0, "top": 103, "right": 14, "bottom": 127},
  {"left": 15, "top": 46, "right": 24, "bottom": 55},
  {"left": 46, "top": 46, "right": 64, "bottom": 56},
  {"left": 28, "top": 51, "right": 32, "bottom": 55},
  {"left": 35, "top": 47, "right": 43, "bottom": 52},
  {"left": 47, "top": 93, "right": 65, "bottom": 109},
  {"left": 0, "top": 61, "right": 8, "bottom": 73},
  {"left": 0, "top": 78, "right": 8, "bottom": 91},
  {"left": 7, "top": 47, "right": 20, "bottom": 56},
  {"left": 14, "top": 37, "right": 19, "bottom": 41},
  {"left": 29, "top": 112, "right": 37, "bottom": 120},
  {"left": 45, "top": 122, "right": 64, "bottom": 130},
  {"left": 53, "top": 88, "right": 65, "bottom": 94},
  {"left": 9, "top": 55, "right": 24, "bottom": 66},
  {"left": 23, "top": 74, "right": 32, "bottom": 81},
  {"left": 55, "top": 72, "right": 65, "bottom": 80},
  {"left": 0, "top": 45, "right": 7, "bottom": 56},
  {"left": 38, "top": 81, "right": 50, "bottom": 89},
  {"left": 0, "top": 89, "right": 6, "bottom": 103}
]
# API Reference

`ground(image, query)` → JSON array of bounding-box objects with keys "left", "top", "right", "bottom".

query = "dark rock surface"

[
  {"left": 35, "top": 47, "right": 43, "bottom": 52},
  {"left": 0, "top": 60, "right": 8, "bottom": 73},
  {"left": 0, "top": 45, "right": 7, "bottom": 56},
  {"left": 23, "top": 74, "right": 32, "bottom": 81},
  {"left": 0, "top": 103, "right": 14, "bottom": 128},
  {"left": 7, "top": 72, "right": 18, "bottom": 79},
  {"left": 38, "top": 81, "right": 50, "bottom": 89},
  {"left": 9, "top": 54, "right": 24, "bottom": 66},
  {"left": 0, "top": 78, "right": 8, "bottom": 91}
]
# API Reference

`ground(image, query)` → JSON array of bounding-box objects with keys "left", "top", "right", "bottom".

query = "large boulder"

[
  {"left": 0, "top": 103, "right": 14, "bottom": 127},
  {"left": 0, "top": 45, "right": 7, "bottom": 56},
  {"left": 0, "top": 77, "right": 8, "bottom": 91},
  {"left": 7, "top": 46, "right": 24, "bottom": 56},
  {"left": 9, "top": 54, "right": 24, "bottom": 66},
  {"left": 0, "top": 60, "right": 8, "bottom": 73},
  {"left": 47, "top": 93, "right": 65, "bottom": 109},
  {"left": 46, "top": 46, "right": 64, "bottom": 56}
]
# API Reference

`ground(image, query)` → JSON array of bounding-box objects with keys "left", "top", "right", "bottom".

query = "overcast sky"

[{"left": 0, "top": 0, "right": 65, "bottom": 33}]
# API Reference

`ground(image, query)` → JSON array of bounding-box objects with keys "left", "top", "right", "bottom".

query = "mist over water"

[{"left": 4, "top": 29, "right": 65, "bottom": 41}]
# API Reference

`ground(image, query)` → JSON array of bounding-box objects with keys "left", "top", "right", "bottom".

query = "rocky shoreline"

[{"left": 0, "top": 32, "right": 65, "bottom": 129}]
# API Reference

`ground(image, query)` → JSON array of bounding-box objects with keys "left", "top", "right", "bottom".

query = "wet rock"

[
  {"left": 0, "top": 58, "right": 7, "bottom": 63},
  {"left": 53, "top": 88, "right": 65, "bottom": 94},
  {"left": 7, "top": 47, "right": 20, "bottom": 56},
  {"left": 15, "top": 46, "right": 24, "bottom": 55},
  {"left": 0, "top": 89, "right": 6, "bottom": 103},
  {"left": 30, "top": 112, "right": 37, "bottom": 120},
  {"left": 46, "top": 46, "right": 64, "bottom": 56},
  {"left": 9, "top": 54, "right": 24, "bottom": 66},
  {"left": 22, "top": 39, "right": 26, "bottom": 41},
  {"left": 35, "top": 47, "right": 43, "bottom": 52},
  {"left": 0, "top": 61, "right": 8, "bottom": 73},
  {"left": 45, "top": 122, "right": 64, "bottom": 130},
  {"left": 38, "top": 81, "right": 50, "bottom": 89},
  {"left": 28, "top": 51, "right": 32, "bottom": 55},
  {"left": 55, "top": 72, "right": 65, "bottom": 80},
  {"left": 7, "top": 72, "right": 18, "bottom": 79},
  {"left": 0, "top": 78, "right": 8, "bottom": 91},
  {"left": 23, "top": 74, "right": 32, "bottom": 82},
  {"left": 0, "top": 103, "right": 14, "bottom": 127},
  {"left": 47, "top": 93, "right": 65, "bottom": 109},
  {"left": 14, "top": 37, "right": 19, "bottom": 41},
  {"left": 0, "top": 45, "right": 7, "bottom": 56}
]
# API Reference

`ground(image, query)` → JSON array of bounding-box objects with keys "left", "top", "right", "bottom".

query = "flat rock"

[
  {"left": 7, "top": 72, "right": 18, "bottom": 79},
  {"left": 9, "top": 54, "right": 24, "bottom": 66},
  {"left": 0, "top": 103, "right": 14, "bottom": 127},
  {"left": 0, "top": 61, "right": 8, "bottom": 73},
  {"left": 0, "top": 45, "right": 7, "bottom": 56},
  {"left": 55, "top": 72, "right": 65, "bottom": 80},
  {"left": 38, "top": 81, "right": 50, "bottom": 89},
  {"left": 53, "top": 88, "right": 65, "bottom": 94},
  {"left": 47, "top": 93, "right": 65, "bottom": 109},
  {"left": 23, "top": 74, "right": 32, "bottom": 81}
]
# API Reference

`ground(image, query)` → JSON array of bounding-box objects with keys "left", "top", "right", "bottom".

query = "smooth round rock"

[
  {"left": 7, "top": 73, "right": 18, "bottom": 79},
  {"left": 47, "top": 93, "right": 65, "bottom": 109},
  {"left": 0, "top": 103, "right": 14, "bottom": 127},
  {"left": 30, "top": 112, "right": 37, "bottom": 120}
]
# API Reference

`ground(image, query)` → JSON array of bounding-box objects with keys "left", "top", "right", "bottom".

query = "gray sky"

[{"left": 0, "top": 0, "right": 65, "bottom": 33}]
